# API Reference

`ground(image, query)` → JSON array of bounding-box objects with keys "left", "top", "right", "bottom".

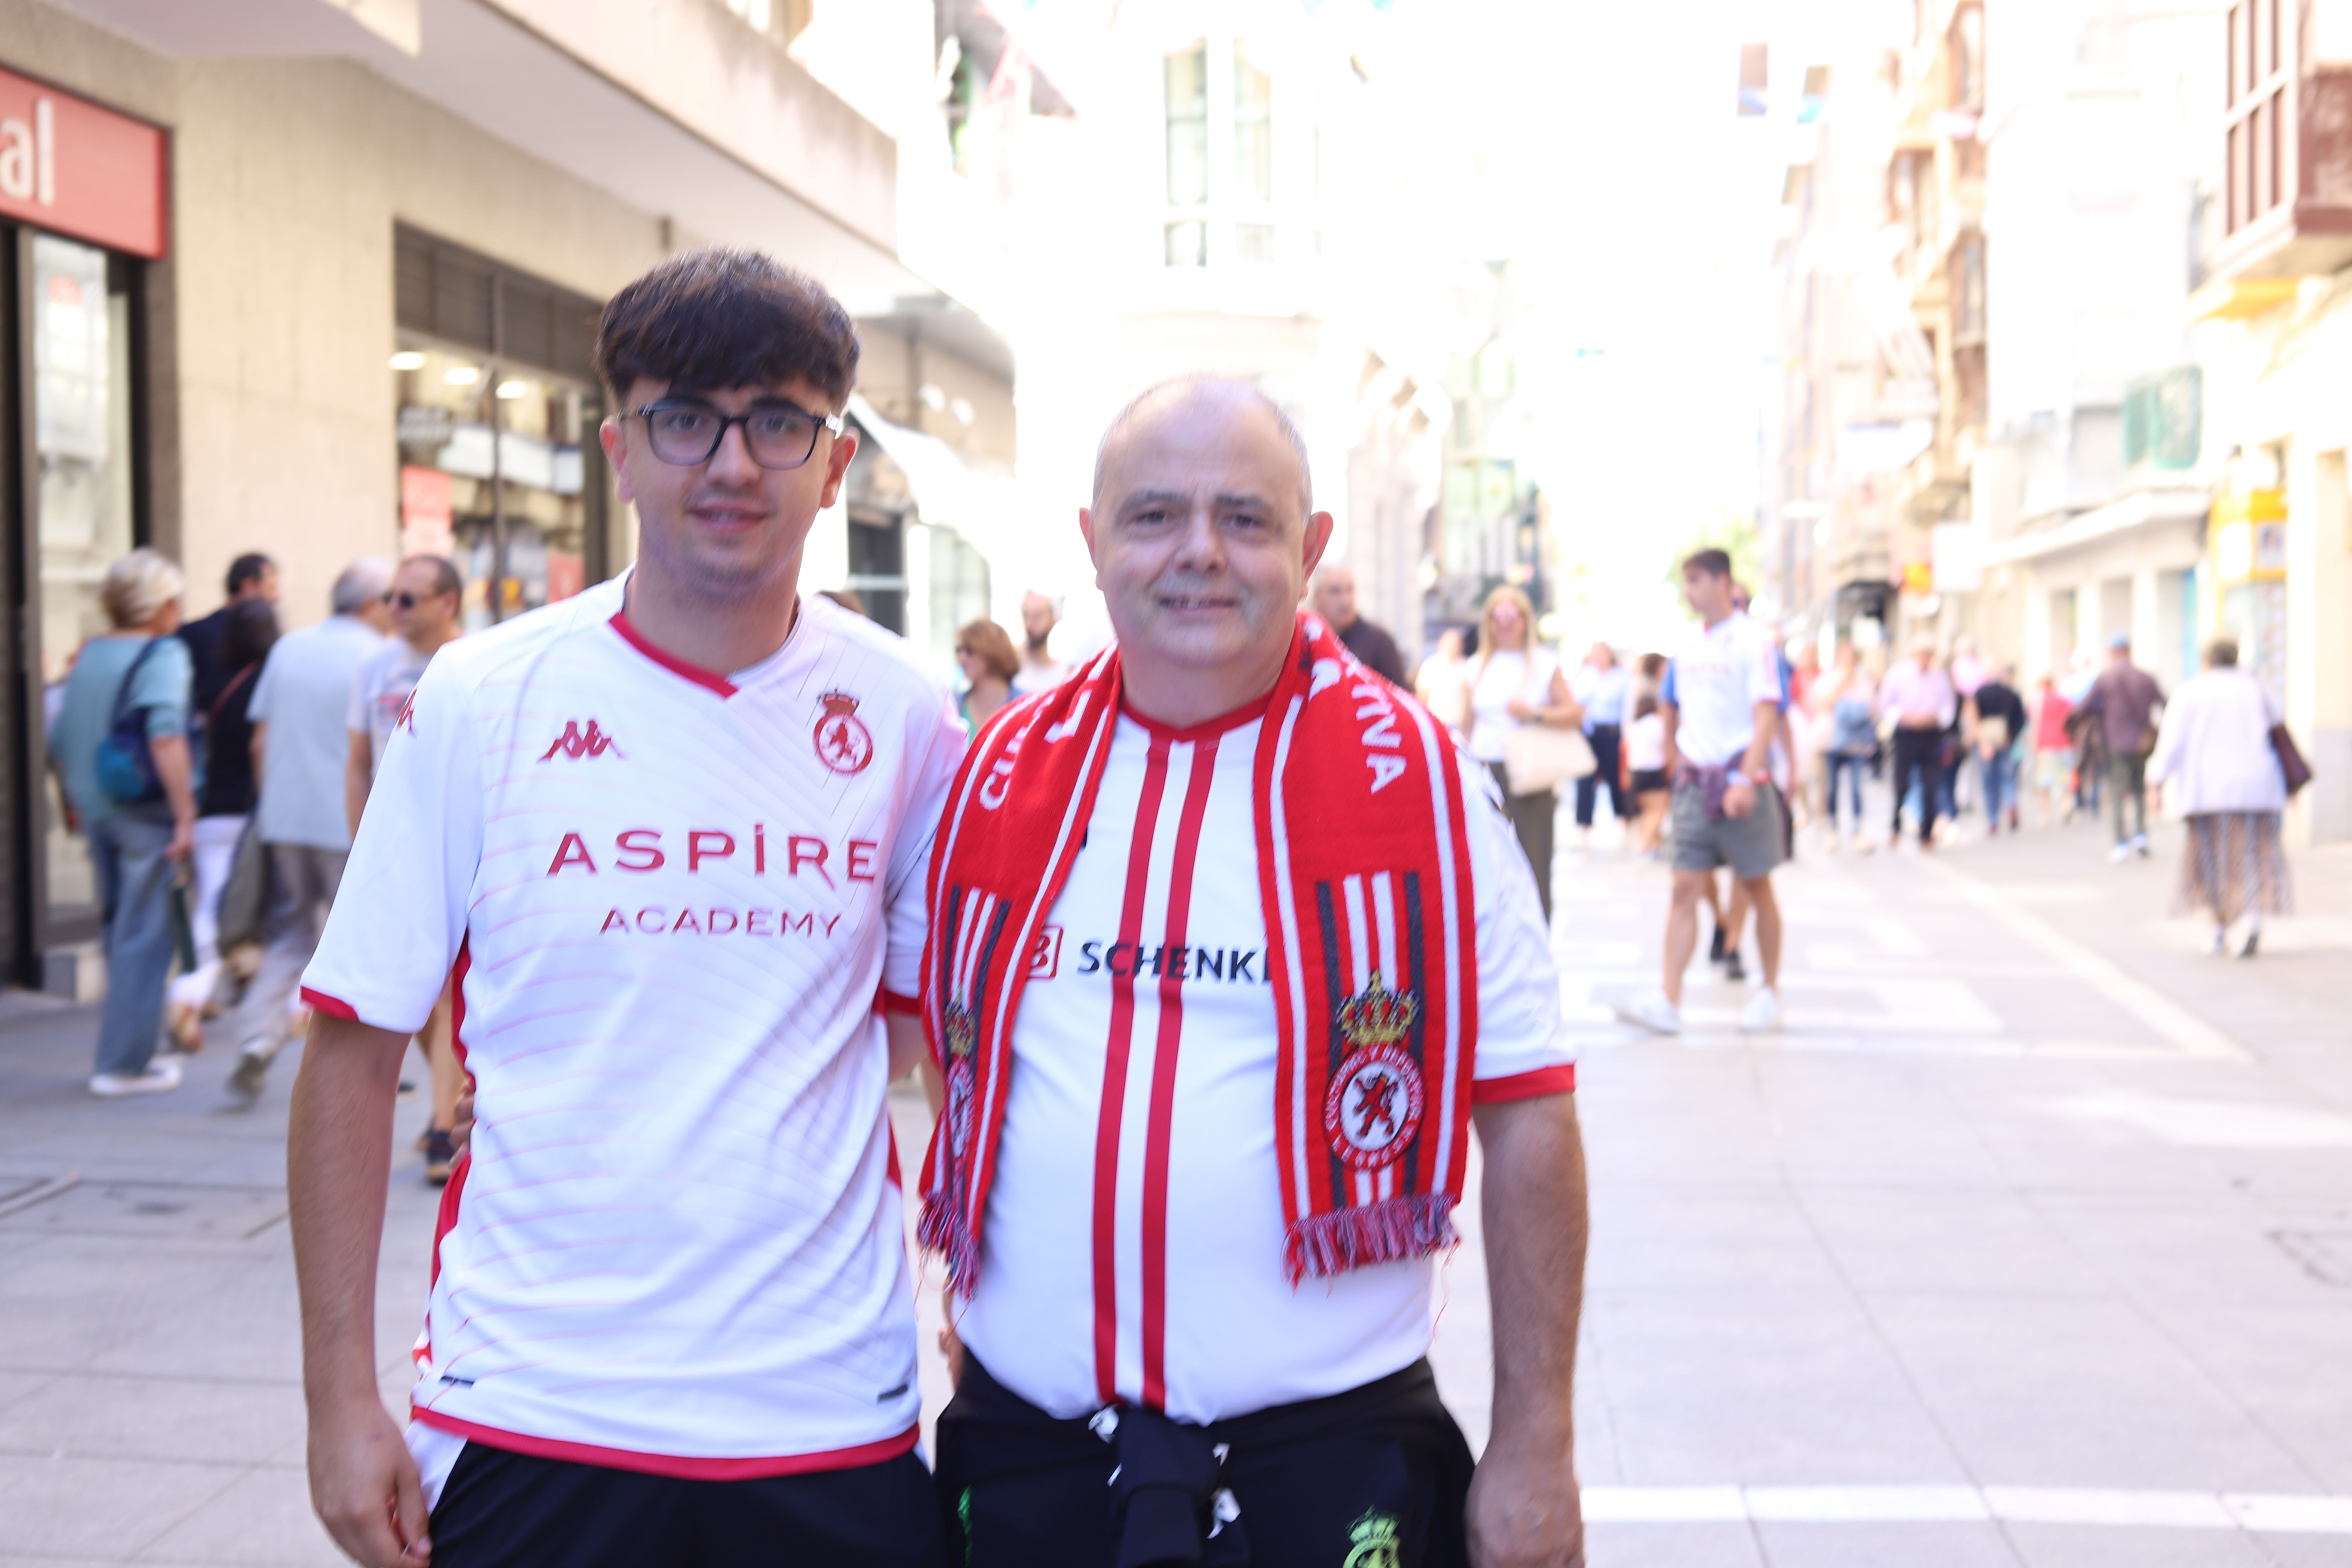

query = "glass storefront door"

[{"left": 31, "top": 231, "right": 138, "bottom": 944}]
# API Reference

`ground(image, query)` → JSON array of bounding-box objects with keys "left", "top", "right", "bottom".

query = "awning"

[
  {"left": 1981, "top": 488, "right": 2209, "bottom": 566},
  {"left": 845, "top": 394, "right": 1019, "bottom": 560}
]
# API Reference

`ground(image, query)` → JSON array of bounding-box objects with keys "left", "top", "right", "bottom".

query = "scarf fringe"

[
  {"left": 919, "top": 1194, "right": 978, "bottom": 1298},
  {"left": 1284, "top": 1192, "right": 1458, "bottom": 1284}
]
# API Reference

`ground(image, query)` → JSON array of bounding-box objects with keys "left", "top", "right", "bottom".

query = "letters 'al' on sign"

[{"left": 0, "top": 66, "right": 167, "bottom": 260}]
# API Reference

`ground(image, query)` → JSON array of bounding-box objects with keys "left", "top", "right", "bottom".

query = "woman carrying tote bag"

[{"left": 1458, "top": 585, "right": 1586, "bottom": 920}]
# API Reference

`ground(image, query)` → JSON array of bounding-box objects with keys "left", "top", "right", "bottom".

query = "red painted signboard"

[{"left": 0, "top": 65, "right": 168, "bottom": 259}]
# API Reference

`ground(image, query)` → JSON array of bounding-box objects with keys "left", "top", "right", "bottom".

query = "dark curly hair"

[{"left": 594, "top": 248, "right": 860, "bottom": 410}]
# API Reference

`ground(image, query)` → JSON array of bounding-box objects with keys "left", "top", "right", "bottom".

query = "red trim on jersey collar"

[
  {"left": 409, "top": 1409, "right": 918, "bottom": 1481},
  {"left": 608, "top": 610, "right": 739, "bottom": 699},
  {"left": 1119, "top": 689, "right": 1273, "bottom": 743}
]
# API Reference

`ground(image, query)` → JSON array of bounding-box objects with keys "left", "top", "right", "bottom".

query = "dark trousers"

[
  {"left": 430, "top": 1442, "right": 943, "bottom": 1568},
  {"left": 1825, "top": 752, "right": 1869, "bottom": 829},
  {"left": 1889, "top": 727, "right": 1943, "bottom": 842},
  {"left": 937, "top": 1355, "right": 1471, "bottom": 1568},
  {"left": 2109, "top": 752, "right": 2150, "bottom": 843},
  {"left": 1573, "top": 725, "right": 1628, "bottom": 827},
  {"left": 1488, "top": 761, "right": 1554, "bottom": 922}
]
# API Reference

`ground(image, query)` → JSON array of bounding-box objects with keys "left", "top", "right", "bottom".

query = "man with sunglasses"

[
  {"left": 344, "top": 554, "right": 466, "bottom": 1182},
  {"left": 289, "top": 249, "right": 962, "bottom": 1567}
]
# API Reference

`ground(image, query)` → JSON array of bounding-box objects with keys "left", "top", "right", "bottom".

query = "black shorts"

[
  {"left": 1629, "top": 767, "right": 1668, "bottom": 794},
  {"left": 429, "top": 1442, "right": 945, "bottom": 1568},
  {"left": 937, "top": 1356, "right": 1471, "bottom": 1568}
]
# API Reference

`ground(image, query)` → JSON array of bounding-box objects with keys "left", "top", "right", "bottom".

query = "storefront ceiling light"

[
  {"left": 497, "top": 380, "right": 528, "bottom": 400},
  {"left": 445, "top": 366, "right": 481, "bottom": 386},
  {"left": 389, "top": 351, "right": 426, "bottom": 371}
]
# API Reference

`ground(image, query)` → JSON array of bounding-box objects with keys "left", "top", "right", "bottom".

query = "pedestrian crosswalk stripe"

[{"left": 1580, "top": 1484, "right": 2352, "bottom": 1533}]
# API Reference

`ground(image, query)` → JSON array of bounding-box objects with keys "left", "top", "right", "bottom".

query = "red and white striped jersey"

[
  {"left": 955, "top": 700, "right": 1575, "bottom": 1425},
  {"left": 302, "top": 575, "right": 964, "bottom": 1477}
]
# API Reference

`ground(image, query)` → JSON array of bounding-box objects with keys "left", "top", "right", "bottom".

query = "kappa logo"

[
  {"left": 394, "top": 691, "right": 418, "bottom": 737},
  {"left": 815, "top": 691, "right": 874, "bottom": 775},
  {"left": 540, "top": 720, "right": 626, "bottom": 761}
]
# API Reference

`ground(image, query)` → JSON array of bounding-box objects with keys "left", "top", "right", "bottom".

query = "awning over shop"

[
  {"left": 1981, "top": 489, "right": 2209, "bottom": 567},
  {"left": 845, "top": 394, "right": 1020, "bottom": 562}
]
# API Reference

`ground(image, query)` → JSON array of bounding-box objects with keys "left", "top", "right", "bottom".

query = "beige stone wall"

[{"left": 165, "top": 57, "right": 665, "bottom": 627}]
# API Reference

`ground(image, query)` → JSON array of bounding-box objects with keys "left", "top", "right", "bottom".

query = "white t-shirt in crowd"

[
  {"left": 302, "top": 577, "right": 964, "bottom": 1479},
  {"left": 247, "top": 614, "right": 387, "bottom": 850},
  {"left": 1464, "top": 648, "right": 1563, "bottom": 763},
  {"left": 1625, "top": 712, "right": 1667, "bottom": 772},
  {"left": 1663, "top": 613, "right": 1783, "bottom": 769},
  {"left": 957, "top": 701, "right": 1577, "bottom": 1426},
  {"left": 347, "top": 638, "right": 437, "bottom": 774}
]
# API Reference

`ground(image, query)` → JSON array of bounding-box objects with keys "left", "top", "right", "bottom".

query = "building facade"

[{"left": 1, "top": 0, "right": 1019, "bottom": 985}]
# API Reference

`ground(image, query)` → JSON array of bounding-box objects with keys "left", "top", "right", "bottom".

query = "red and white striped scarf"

[{"left": 918, "top": 612, "right": 1479, "bottom": 1291}]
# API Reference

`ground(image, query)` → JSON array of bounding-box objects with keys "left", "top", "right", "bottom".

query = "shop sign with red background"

[{"left": 0, "top": 64, "right": 167, "bottom": 259}]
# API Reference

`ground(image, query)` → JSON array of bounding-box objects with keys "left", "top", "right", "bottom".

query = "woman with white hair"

[
  {"left": 46, "top": 548, "right": 199, "bottom": 1096},
  {"left": 2149, "top": 637, "right": 2294, "bottom": 957}
]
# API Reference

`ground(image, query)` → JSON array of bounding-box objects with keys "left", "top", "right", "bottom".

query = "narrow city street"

[{"left": 0, "top": 809, "right": 2348, "bottom": 1566}]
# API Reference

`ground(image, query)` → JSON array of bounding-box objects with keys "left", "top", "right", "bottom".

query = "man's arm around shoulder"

[
  {"left": 289, "top": 1015, "right": 433, "bottom": 1566},
  {"left": 1469, "top": 1090, "right": 1588, "bottom": 1568}
]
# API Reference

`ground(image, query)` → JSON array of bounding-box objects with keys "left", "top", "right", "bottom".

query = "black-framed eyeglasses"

[
  {"left": 630, "top": 398, "right": 844, "bottom": 470},
  {"left": 392, "top": 591, "right": 446, "bottom": 609}
]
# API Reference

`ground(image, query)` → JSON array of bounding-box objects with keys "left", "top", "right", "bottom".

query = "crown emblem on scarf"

[
  {"left": 943, "top": 1001, "right": 977, "bottom": 1059},
  {"left": 1338, "top": 971, "right": 1418, "bottom": 1048},
  {"left": 819, "top": 690, "right": 860, "bottom": 717}
]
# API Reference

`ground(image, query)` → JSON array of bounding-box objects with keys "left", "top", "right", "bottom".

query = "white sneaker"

[
  {"left": 2108, "top": 842, "right": 2133, "bottom": 864},
  {"left": 2133, "top": 833, "right": 2151, "bottom": 858},
  {"left": 1739, "top": 987, "right": 1782, "bottom": 1033},
  {"left": 1615, "top": 991, "right": 1681, "bottom": 1035},
  {"left": 90, "top": 1060, "right": 183, "bottom": 1098}
]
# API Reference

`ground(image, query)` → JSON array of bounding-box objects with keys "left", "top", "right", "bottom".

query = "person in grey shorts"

[{"left": 1617, "top": 549, "right": 1787, "bottom": 1036}]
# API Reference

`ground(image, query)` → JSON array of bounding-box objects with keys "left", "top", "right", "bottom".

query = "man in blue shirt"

[{"left": 1569, "top": 641, "right": 1631, "bottom": 850}]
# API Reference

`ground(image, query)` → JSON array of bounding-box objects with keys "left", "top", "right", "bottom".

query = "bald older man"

[
  {"left": 920, "top": 378, "right": 1588, "bottom": 1568},
  {"left": 1311, "top": 563, "right": 1409, "bottom": 686}
]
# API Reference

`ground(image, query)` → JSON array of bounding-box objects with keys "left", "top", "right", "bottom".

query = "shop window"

[
  {"left": 848, "top": 513, "right": 907, "bottom": 634},
  {"left": 29, "top": 234, "right": 141, "bottom": 936}
]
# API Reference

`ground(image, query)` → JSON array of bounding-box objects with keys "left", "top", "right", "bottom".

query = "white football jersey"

[
  {"left": 303, "top": 576, "right": 963, "bottom": 1476},
  {"left": 955, "top": 701, "right": 1576, "bottom": 1426}
]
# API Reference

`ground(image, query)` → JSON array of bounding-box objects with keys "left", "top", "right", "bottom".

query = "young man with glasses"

[
  {"left": 345, "top": 554, "right": 466, "bottom": 1183},
  {"left": 289, "top": 249, "right": 962, "bottom": 1568}
]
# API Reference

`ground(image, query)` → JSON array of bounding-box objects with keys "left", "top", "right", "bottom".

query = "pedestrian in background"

[
  {"left": 954, "top": 616, "right": 1020, "bottom": 736},
  {"left": 1878, "top": 635, "right": 1957, "bottom": 851},
  {"left": 2149, "top": 638, "right": 2292, "bottom": 957},
  {"left": 2062, "top": 651, "right": 2105, "bottom": 817},
  {"left": 47, "top": 550, "right": 199, "bottom": 1097},
  {"left": 1570, "top": 640, "right": 1631, "bottom": 851},
  {"left": 1011, "top": 590, "right": 1069, "bottom": 694},
  {"left": 2032, "top": 672, "right": 2076, "bottom": 827},
  {"left": 347, "top": 554, "right": 463, "bottom": 1181},
  {"left": 1459, "top": 584, "right": 1583, "bottom": 920},
  {"left": 1969, "top": 662, "right": 2028, "bottom": 836},
  {"left": 228, "top": 558, "right": 394, "bottom": 1100},
  {"left": 165, "top": 596, "right": 280, "bottom": 1049},
  {"left": 2088, "top": 633, "right": 2165, "bottom": 862},
  {"left": 1413, "top": 626, "right": 1469, "bottom": 732},
  {"left": 1310, "top": 562, "right": 1408, "bottom": 685},
  {"left": 1818, "top": 642, "right": 1879, "bottom": 852},
  {"left": 1618, "top": 548, "right": 1787, "bottom": 1036},
  {"left": 1625, "top": 692, "right": 1671, "bottom": 855},
  {"left": 176, "top": 551, "right": 279, "bottom": 718}
]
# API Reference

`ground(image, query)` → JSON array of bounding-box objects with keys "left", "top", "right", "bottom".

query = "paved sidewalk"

[
  {"left": 1547, "top": 812, "right": 2352, "bottom": 1566},
  {"left": 0, "top": 809, "right": 2347, "bottom": 1565}
]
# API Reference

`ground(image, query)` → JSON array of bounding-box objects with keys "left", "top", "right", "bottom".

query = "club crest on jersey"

[
  {"left": 1324, "top": 972, "right": 1426, "bottom": 1172},
  {"left": 814, "top": 691, "right": 874, "bottom": 775},
  {"left": 541, "top": 719, "right": 624, "bottom": 761}
]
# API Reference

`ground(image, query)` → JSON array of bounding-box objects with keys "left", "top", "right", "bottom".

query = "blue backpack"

[{"left": 94, "top": 639, "right": 166, "bottom": 804}]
